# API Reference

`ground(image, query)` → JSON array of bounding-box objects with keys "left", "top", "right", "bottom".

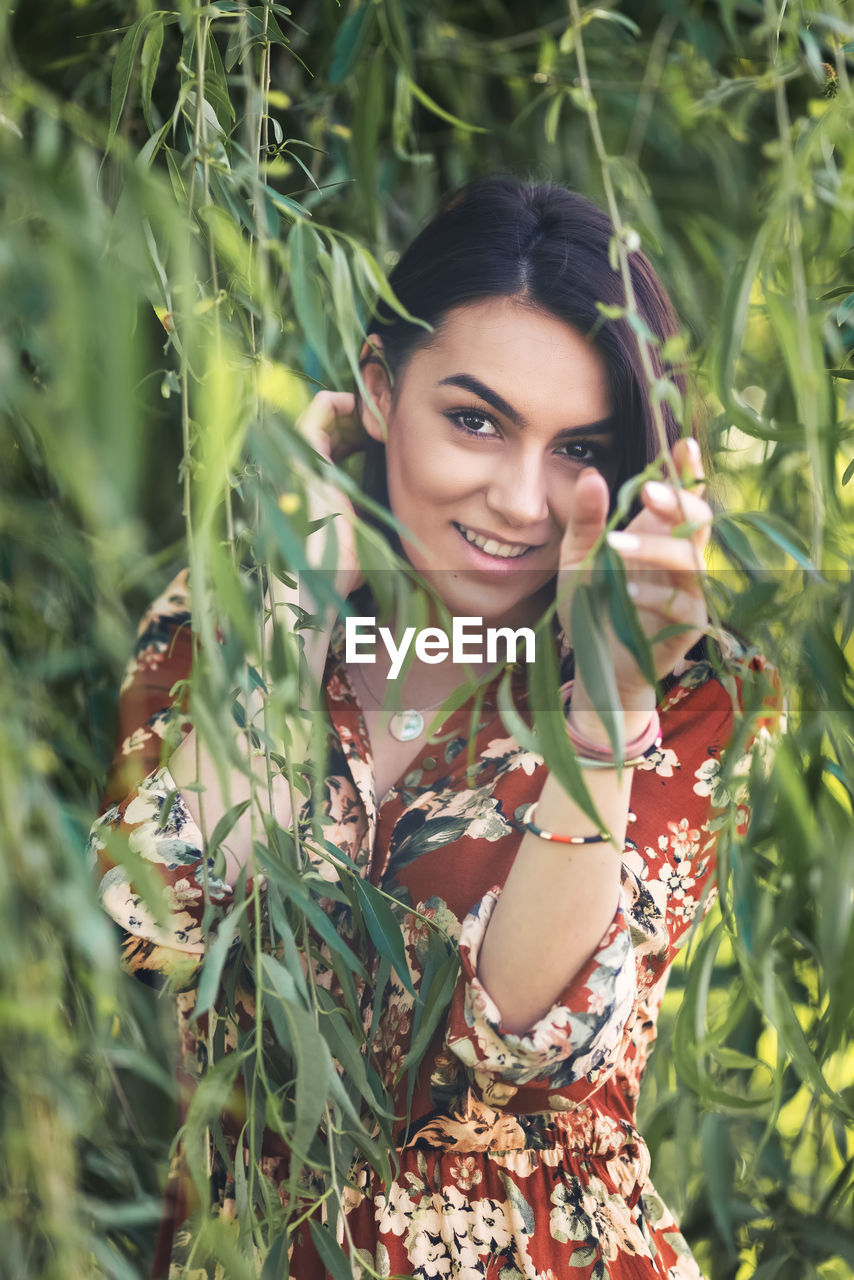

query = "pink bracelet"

[
  {"left": 558, "top": 681, "right": 662, "bottom": 767},
  {"left": 567, "top": 709, "right": 661, "bottom": 758}
]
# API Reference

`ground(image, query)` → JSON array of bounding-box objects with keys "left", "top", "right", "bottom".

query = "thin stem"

[
  {"left": 624, "top": 13, "right": 677, "bottom": 167},
  {"left": 568, "top": 0, "right": 727, "bottom": 663},
  {"left": 765, "top": 0, "right": 825, "bottom": 560}
]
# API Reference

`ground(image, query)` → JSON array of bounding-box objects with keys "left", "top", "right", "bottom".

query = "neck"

[{"left": 349, "top": 609, "right": 496, "bottom": 710}]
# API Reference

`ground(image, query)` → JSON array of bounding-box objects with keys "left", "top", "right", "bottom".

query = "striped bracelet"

[{"left": 522, "top": 801, "right": 637, "bottom": 846}]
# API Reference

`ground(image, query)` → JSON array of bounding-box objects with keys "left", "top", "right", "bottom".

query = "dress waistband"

[
  {"left": 401, "top": 1096, "right": 651, "bottom": 1209},
  {"left": 406, "top": 1094, "right": 647, "bottom": 1159}
]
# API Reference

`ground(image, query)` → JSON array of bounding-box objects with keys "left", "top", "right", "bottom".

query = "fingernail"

[
  {"left": 685, "top": 437, "right": 701, "bottom": 464},
  {"left": 607, "top": 531, "right": 641, "bottom": 553},
  {"left": 643, "top": 480, "right": 677, "bottom": 508},
  {"left": 627, "top": 581, "right": 640, "bottom": 599}
]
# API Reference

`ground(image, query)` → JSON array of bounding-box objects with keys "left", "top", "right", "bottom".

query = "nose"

[{"left": 485, "top": 448, "right": 550, "bottom": 530}]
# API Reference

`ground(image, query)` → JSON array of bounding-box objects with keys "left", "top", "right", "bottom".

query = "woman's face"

[{"left": 362, "top": 297, "right": 616, "bottom": 629}]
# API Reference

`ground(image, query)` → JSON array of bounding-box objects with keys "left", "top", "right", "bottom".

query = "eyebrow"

[{"left": 436, "top": 373, "right": 614, "bottom": 438}]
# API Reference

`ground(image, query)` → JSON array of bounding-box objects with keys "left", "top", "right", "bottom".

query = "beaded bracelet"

[{"left": 522, "top": 801, "right": 637, "bottom": 846}]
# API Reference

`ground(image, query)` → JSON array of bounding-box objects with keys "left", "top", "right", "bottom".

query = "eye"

[
  {"left": 556, "top": 440, "right": 610, "bottom": 466},
  {"left": 445, "top": 408, "right": 501, "bottom": 439}
]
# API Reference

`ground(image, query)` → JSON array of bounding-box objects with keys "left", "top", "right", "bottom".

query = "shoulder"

[
  {"left": 133, "top": 567, "right": 192, "bottom": 645},
  {"left": 659, "top": 629, "right": 783, "bottom": 755}
]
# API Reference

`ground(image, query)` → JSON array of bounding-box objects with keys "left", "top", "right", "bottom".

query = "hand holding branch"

[{"left": 557, "top": 437, "right": 712, "bottom": 726}]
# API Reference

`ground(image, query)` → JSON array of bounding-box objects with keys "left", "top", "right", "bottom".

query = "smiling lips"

[{"left": 453, "top": 522, "right": 539, "bottom": 560}]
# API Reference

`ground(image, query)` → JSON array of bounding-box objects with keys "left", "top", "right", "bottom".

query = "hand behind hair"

[
  {"left": 556, "top": 437, "right": 712, "bottom": 710},
  {"left": 292, "top": 390, "right": 368, "bottom": 599}
]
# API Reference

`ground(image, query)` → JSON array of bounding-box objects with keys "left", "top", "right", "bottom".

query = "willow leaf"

[
  {"left": 527, "top": 621, "right": 608, "bottom": 831},
  {"left": 570, "top": 581, "right": 624, "bottom": 761},
  {"left": 308, "top": 1221, "right": 353, "bottom": 1280},
  {"left": 351, "top": 877, "right": 414, "bottom": 995},
  {"left": 194, "top": 899, "right": 250, "bottom": 1019}
]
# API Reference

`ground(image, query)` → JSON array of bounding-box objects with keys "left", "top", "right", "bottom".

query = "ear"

[{"left": 358, "top": 334, "right": 393, "bottom": 444}]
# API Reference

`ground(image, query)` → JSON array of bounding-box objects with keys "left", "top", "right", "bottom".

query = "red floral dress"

[{"left": 89, "top": 570, "right": 780, "bottom": 1280}]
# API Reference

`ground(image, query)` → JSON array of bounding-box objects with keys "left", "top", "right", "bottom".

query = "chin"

[{"left": 423, "top": 572, "right": 556, "bottom": 630}]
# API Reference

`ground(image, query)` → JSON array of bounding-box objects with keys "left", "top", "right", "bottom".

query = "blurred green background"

[{"left": 1, "top": 0, "right": 853, "bottom": 1276}]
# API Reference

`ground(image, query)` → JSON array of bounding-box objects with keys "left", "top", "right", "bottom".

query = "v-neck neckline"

[{"left": 326, "top": 617, "right": 517, "bottom": 814}]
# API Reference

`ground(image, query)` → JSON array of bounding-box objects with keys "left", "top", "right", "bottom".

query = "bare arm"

[
  {"left": 168, "top": 596, "right": 337, "bottom": 884},
  {"left": 477, "top": 687, "right": 655, "bottom": 1034}
]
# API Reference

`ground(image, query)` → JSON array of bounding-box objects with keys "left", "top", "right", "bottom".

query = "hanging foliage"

[{"left": 1, "top": 0, "right": 852, "bottom": 1276}]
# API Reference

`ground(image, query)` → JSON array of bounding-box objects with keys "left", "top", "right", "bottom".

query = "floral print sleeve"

[
  {"left": 90, "top": 763, "right": 234, "bottom": 986},
  {"left": 87, "top": 570, "right": 229, "bottom": 986},
  {"left": 445, "top": 888, "right": 637, "bottom": 1097}
]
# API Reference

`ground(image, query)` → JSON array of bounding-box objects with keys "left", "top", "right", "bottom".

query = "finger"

[
  {"left": 626, "top": 581, "right": 709, "bottom": 625},
  {"left": 606, "top": 531, "right": 709, "bottom": 587},
  {"left": 641, "top": 480, "right": 712, "bottom": 533},
  {"left": 296, "top": 391, "right": 358, "bottom": 459},
  {"left": 669, "top": 436, "right": 705, "bottom": 498},
  {"left": 560, "top": 467, "right": 610, "bottom": 564}
]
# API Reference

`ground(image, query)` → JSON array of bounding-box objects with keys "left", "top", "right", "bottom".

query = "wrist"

[{"left": 567, "top": 682, "right": 657, "bottom": 748}]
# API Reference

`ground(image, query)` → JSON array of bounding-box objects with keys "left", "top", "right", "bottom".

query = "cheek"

[
  {"left": 546, "top": 471, "right": 580, "bottom": 535},
  {"left": 386, "top": 429, "right": 468, "bottom": 511}
]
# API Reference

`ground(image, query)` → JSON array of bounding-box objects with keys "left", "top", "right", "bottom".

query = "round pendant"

[{"left": 389, "top": 709, "right": 425, "bottom": 742}]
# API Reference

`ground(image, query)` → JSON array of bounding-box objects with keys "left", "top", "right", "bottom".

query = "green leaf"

[
  {"left": 330, "top": 3, "right": 375, "bottom": 83},
  {"left": 715, "top": 225, "right": 770, "bottom": 422},
  {"left": 544, "top": 91, "right": 565, "bottom": 144},
  {"left": 261, "top": 953, "right": 300, "bottom": 1005},
  {"left": 406, "top": 77, "right": 488, "bottom": 133},
  {"left": 350, "top": 877, "right": 414, "bottom": 994},
  {"left": 730, "top": 512, "right": 814, "bottom": 569},
  {"left": 496, "top": 669, "right": 541, "bottom": 757},
  {"left": 602, "top": 546, "right": 657, "bottom": 689},
  {"left": 324, "top": 239, "right": 363, "bottom": 378},
  {"left": 346, "top": 238, "right": 430, "bottom": 331},
  {"left": 526, "top": 623, "right": 608, "bottom": 832},
  {"left": 289, "top": 221, "right": 332, "bottom": 377},
  {"left": 261, "top": 1230, "right": 289, "bottom": 1280},
  {"left": 352, "top": 62, "right": 385, "bottom": 232},
  {"left": 206, "top": 798, "right": 251, "bottom": 859},
  {"left": 139, "top": 17, "right": 165, "bottom": 134},
  {"left": 772, "top": 980, "right": 854, "bottom": 1120},
  {"left": 254, "top": 850, "right": 369, "bottom": 979},
  {"left": 701, "top": 1113, "right": 735, "bottom": 1250},
  {"left": 314, "top": 988, "right": 389, "bottom": 1115},
  {"left": 586, "top": 7, "right": 641, "bottom": 36},
  {"left": 108, "top": 16, "right": 161, "bottom": 151},
  {"left": 194, "top": 899, "right": 249, "bottom": 1018},
  {"left": 205, "top": 25, "right": 237, "bottom": 131},
  {"left": 399, "top": 949, "right": 459, "bottom": 1077},
  {"left": 713, "top": 515, "right": 761, "bottom": 571},
  {"left": 570, "top": 581, "right": 624, "bottom": 762},
  {"left": 182, "top": 1050, "right": 248, "bottom": 1198},
  {"left": 276, "top": 998, "right": 333, "bottom": 1161},
  {"left": 308, "top": 1221, "right": 352, "bottom": 1280}
]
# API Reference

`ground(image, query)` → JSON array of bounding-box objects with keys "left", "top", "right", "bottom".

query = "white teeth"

[{"left": 458, "top": 525, "right": 529, "bottom": 559}]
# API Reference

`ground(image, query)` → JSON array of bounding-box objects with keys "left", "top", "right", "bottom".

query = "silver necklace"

[{"left": 352, "top": 666, "right": 448, "bottom": 743}]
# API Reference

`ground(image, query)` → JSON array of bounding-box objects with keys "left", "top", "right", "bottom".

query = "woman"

[{"left": 90, "top": 176, "right": 775, "bottom": 1279}]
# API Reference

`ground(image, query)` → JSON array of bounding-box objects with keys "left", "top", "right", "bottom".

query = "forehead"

[{"left": 408, "top": 297, "right": 611, "bottom": 422}]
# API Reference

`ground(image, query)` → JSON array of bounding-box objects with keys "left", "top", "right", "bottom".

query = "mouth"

[{"left": 452, "top": 522, "right": 540, "bottom": 561}]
